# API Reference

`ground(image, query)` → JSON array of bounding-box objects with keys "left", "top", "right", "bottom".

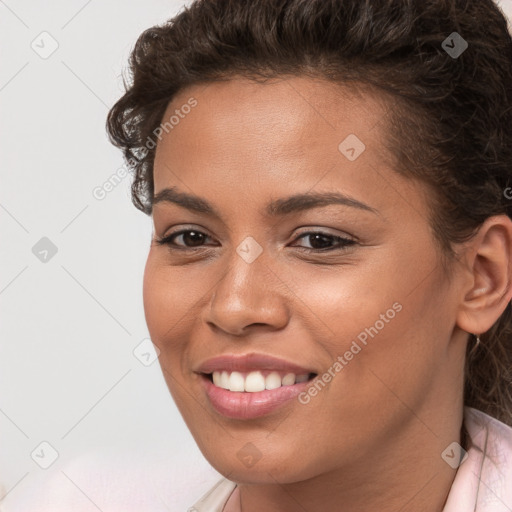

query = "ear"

[{"left": 456, "top": 214, "right": 512, "bottom": 335}]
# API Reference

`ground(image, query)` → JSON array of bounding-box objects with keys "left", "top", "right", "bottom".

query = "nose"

[{"left": 204, "top": 251, "right": 290, "bottom": 337}]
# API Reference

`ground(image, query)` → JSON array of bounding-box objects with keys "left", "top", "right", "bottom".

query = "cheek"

[
  {"left": 281, "top": 256, "right": 440, "bottom": 401},
  {"left": 142, "top": 257, "right": 199, "bottom": 408},
  {"left": 142, "top": 264, "right": 169, "bottom": 342},
  {"left": 142, "top": 255, "right": 196, "bottom": 361},
  {"left": 274, "top": 257, "right": 402, "bottom": 347}
]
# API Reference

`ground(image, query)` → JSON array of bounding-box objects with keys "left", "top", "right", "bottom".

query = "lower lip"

[{"left": 199, "top": 374, "right": 314, "bottom": 420}]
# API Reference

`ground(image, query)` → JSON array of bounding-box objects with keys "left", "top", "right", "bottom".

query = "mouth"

[
  {"left": 194, "top": 352, "right": 319, "bottom": 419},
  {"left": 203, "top": 369, "right": 318, "bottom": 392},
  {"left": 199, "top": 370, "right": 318, "bottom": 420}
]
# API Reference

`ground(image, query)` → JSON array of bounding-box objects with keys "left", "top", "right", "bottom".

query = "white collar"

[{"left": 442, "top": 407, "right": 512, "bottom": 511}]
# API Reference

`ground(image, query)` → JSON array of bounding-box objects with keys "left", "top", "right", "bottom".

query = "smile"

[
  {"left": 210, "top": 369, "right": 314, "bottom": 392},
  {"left": 199, "top": 370, "right": 318, "bottom": 419}
]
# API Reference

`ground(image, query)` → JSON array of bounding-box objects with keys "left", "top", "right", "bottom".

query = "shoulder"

[
  {"left": 465, "top": 406, "right": 512, "bottom": 471},
  {"left": 443, "top": 407, "right": 512, "bottom": 512},
  {"left": 465, "top": 407, "right": 512, "bottom": 441}
]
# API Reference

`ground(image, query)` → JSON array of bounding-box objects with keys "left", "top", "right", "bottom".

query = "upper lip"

[{"left": 195, "top": 353, "right": 316, "bottom": 375}]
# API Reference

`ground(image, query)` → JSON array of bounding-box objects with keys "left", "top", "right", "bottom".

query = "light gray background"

[{"left": 1, "top": 0, "right": 511, "bottom": 509}]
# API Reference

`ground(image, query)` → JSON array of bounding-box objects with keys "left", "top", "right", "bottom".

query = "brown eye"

[
  {"left": 291, "top": 231, "right": 356, "bottom": 251},
  {"left": 156, "top": 229, "right": 213, "bottom": 249}
]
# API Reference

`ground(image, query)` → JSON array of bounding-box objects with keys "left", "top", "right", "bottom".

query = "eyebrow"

[{"left": 152, "top": 187, "right": 379, "bottom": 219}]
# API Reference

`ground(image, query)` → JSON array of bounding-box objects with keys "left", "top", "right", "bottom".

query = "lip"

[
  {"left": 199, "top": 373, "right": 315, "bottom": 419},
  {"left": 195, "top": 352, "right": 316, "bottom": 375},
  {"left": 194, "top": 352, "right": 317, "bottom": 420}
]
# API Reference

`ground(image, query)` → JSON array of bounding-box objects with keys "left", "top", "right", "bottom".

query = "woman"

[{"left": 106, "top": 0, "right": 512, "bottom": 510}]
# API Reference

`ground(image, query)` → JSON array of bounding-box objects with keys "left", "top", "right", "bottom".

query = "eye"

[
  {"left": 155, "top": 228, "right": 214, "bottom": 249},
  {"left": 290, "top": 231, "right": 357, "bottom": 252}
]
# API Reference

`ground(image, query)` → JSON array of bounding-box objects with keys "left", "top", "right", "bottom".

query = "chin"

[{"left": 199, "top": 443, "right": 319, "bottom": 484}]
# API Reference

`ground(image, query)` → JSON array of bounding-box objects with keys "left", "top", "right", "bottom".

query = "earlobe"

[{"left": 456, "top": 215, "right": 512, "bottom": 335}]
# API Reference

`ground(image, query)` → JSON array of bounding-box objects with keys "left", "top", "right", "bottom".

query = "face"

[{"left": 143, "top": 76, "right": 466, "bottom": 483}]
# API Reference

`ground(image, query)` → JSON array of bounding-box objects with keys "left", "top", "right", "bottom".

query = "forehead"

[{"left": 153, "top": 76, "right": 393, "bottom": 177}]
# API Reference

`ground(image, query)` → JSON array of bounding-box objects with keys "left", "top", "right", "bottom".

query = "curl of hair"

[{"left": 106, "top": 0, "right": 512, "bottom": 425}]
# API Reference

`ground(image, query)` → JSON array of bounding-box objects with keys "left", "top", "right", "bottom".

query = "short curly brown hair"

[{"left": 106, "top": 0, "right": 512, "bottom": 426}]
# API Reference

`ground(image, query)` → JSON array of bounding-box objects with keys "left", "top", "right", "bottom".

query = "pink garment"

[
  {"left": 190, "top": 407, "right": 512, "bottom": 511},
  {"left": 443, "top": 407, "right": 512, "bottom": 511}
]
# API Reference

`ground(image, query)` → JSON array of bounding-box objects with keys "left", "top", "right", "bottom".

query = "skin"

[{"left": 142, "top": 76, "right": 512, "bottom": 512}]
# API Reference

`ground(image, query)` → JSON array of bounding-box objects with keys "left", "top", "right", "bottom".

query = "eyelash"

[{"left": 154, "top": 228, "right": 357, "bottom": 253}]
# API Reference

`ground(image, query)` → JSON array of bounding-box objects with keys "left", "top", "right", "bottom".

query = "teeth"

[
  {"left": 281, "top": 373, "right": 295, "bottom": 386},
  {"left": 228, "top": 371, "right": 245, "bottom": 392},
  {"left": 265, "top": 371, "right": 282, "bottom": 390},
  {"left": 220, "top": 371, "right": 229, "bottom": 389},
  {"left": 245, "top": 371, "right": 266, "bottom": 392},
  {"left": 295, "top": 373, "right": 309, "bottom": 383},
  {"left": 211, "top": 370, "right": 310, "bottom": 392}
]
